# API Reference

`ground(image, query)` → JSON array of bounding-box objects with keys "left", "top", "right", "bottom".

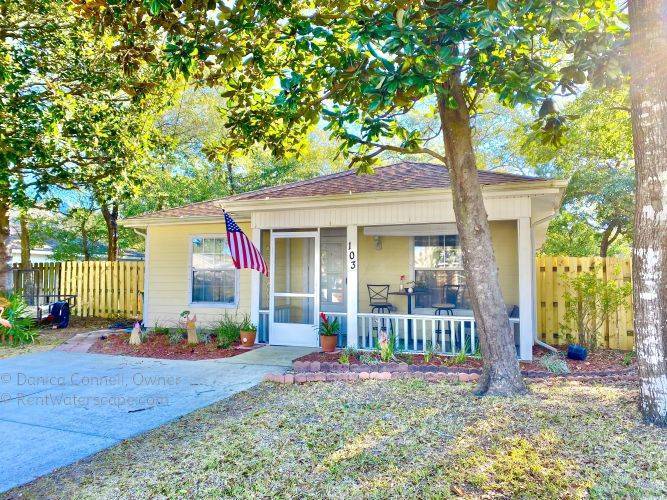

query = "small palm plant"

[{"left": 0, "top": 294, "right": 38, "bottom": 345}]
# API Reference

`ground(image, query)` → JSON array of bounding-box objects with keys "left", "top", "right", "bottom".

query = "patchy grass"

[
  {"left": 8, "top": 379, "right": 667, "bottom": 499},
  {"left": 0, "top": 317, "right": 110, "bottom": 359}
]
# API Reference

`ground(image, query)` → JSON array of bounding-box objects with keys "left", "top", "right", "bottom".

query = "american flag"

[{"left": 224, "top": 211, "right": 268, "bottom": 276}]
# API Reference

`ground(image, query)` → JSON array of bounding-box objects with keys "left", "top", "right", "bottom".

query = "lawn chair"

[
  {"left": 367, "top": 284, "right": 395, "bottom": 314},
  {"left": 434, "top": 284, "right": 459, "bottom": 315}
]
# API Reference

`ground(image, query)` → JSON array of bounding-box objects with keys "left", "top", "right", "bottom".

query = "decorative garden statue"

[
  {"left": 185, "top": 313, "right": 198, "bottom": 345},
  {"left": 129, "top": 321, "right": 142, "bottom": 346}
]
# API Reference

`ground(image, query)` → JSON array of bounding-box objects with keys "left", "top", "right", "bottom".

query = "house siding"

[
  {"left": 145, "top": 220, "right": 519, "bottom": 329},
  {"left": 145, "top": 222, "right": 252, "bottom": 328}
]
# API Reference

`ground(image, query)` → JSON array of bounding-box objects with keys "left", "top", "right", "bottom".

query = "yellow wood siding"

[
  {"left": 145, "top": 220, "right": 520, "bottom": 327},
  {"left": 145, "top": 223, "right": 251, "bottom": 328},
  {"left": 356, "top": 220, "right": 519, "bottom": 313}
]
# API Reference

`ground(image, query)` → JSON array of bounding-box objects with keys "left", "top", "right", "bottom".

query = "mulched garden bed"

[
  {"left": 90, "top": 332, "right": 255, "bottom": 360},
  {"left": 293, "top": 345, "right": 636, "bottom": 378}
]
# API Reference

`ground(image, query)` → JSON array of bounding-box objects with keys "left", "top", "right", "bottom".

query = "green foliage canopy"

[{"left": 81, "top": 0, "right": 627, "bottom": 170}]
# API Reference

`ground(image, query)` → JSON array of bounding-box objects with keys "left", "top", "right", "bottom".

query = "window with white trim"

[
  {"left": 413, "top": 235, "right": 470, "bottom": 309},
  {"left": 191, "top": 237, "right": 237, "bottom": 304}
]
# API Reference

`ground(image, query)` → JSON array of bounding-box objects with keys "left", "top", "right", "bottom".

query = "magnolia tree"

[
  {"left": 83, "top": 0, "right": 626, "bottom": 395},
  {"left": 0, "top": 0, "right": 169, "bottom": 289}
]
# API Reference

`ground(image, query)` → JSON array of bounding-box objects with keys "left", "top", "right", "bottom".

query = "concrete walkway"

[{"left": 0, "top": 346, "right": 314, "bottom": 492}]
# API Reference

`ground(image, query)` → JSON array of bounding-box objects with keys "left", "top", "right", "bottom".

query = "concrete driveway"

[{"left": 0, "top": 346, "right": 313, "bottom": 492}]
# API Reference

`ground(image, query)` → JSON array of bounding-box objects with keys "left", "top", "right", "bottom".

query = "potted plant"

[
  {"left": 316, "top": 312, "right": 340, "bottom": 352},
  {"left": 239, "top": 315, "right": 257, "bottom": 347}
]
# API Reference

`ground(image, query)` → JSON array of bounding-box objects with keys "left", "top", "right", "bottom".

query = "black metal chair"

[
  {"left": 434, "top": 284, "right": 459, "bottom": 316},
  {"left": 367, "top": 284, "right": 395, "bottom": 314}
]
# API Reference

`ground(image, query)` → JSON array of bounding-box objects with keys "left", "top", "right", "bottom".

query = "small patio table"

[{"left": 388, "top": 289, "right": 426, "bottom": 339}]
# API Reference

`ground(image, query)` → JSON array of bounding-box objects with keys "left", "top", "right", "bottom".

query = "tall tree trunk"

[
  {"left": 0, "top": 200, "right": 11, "bottom": 295},
  {"left": 225, "top": 157, "right": 237, "bottom": 194},
  {"left": 19, "top": 210, "right": 31, "bottom": 268},
  {"left": 629, "top": 0, "right": 667, "bottom": 425},
  {"left": 81, "top": 223, "right": 91, "bottom": 261},
  {"left": 100, "top": 202, "right": 119, "bottom": 261},
  {"left": 438, "top": 79, "right": 526, "bottom": 396}
]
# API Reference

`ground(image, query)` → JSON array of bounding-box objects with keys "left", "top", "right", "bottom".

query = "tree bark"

[
  {"left": 100, "top": 202, "right": 119, "bottom": 261},
  {"left": 438, "top": 78, "right": 526, "bottom": 396},
  {"left": 19, "top": 210, "right": 31, "bottom": 268},
  {"left": 629, "top": 0, "right": 667, "bottom": 426},
  {"left": 0, "top": 200, "right": 11, "bottom": 295},
  {"left": 599, "top": 224, "right": 620, "bottom": 258},
  {"left": 80, "top": 221, "right": 91, "bottom": 261}
]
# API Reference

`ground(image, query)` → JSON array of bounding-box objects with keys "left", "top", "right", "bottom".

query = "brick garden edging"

[
  {"left": 292, "top": 360, "right": 636, "bottom": 378},
  {"left": 260, "top": 360, "right": 637, "bottom": 385}
]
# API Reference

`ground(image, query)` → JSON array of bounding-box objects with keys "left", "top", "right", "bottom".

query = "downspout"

[
  {"left": 133, "top": 228, "right": 148, "bottom": 325},
  {"left": 531, "top": 211, "right": 559, "bottom": 353}
]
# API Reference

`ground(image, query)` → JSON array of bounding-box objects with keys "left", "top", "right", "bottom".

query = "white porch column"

[
  {"left": 517, "top": 217, "right": 534, "bottom": 361},
  {"left": 346, "top": 225, "right": 358, "bottom": 348},
  {"left": 250, "top": 227, "right": 261, "bottom": 331}
]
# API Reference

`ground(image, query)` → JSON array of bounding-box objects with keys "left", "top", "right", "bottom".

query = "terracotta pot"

[
  {"left": 320, "top": 334, "right": 337, "bottom": 353},
  {"left": 240, "top": 330, "right": 256, "bottom": 347}
]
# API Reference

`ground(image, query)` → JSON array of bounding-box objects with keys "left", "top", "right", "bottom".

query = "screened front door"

[{"left": 269, "top": 231, "right": 320, "bottom": 347}]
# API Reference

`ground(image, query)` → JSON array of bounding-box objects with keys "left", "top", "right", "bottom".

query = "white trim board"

[{"left": 364, "top": 223, "right": 458, "bottom": 237}]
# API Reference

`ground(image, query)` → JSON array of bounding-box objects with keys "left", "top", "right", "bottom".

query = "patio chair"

[
  {"left": 367, "top": 284, "right": 395, "bottom": 314},
  {"left": 434, "top": 284, "right": 459, "bottom": 316}
]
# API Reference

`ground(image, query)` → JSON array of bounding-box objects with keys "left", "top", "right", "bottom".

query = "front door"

[{"left": 269, "top": 231, "right": 320, "bottom": 347}]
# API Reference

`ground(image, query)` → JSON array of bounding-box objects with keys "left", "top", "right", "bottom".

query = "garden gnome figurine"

[
  {"left": 186, "top": 313, "right": 198, "bottom": 344},
  {"left": 129, "top": 321, "right": 142, "bottom": 345}
]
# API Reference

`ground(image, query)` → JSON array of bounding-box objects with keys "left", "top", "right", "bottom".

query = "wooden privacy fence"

[
  {"left": 536, "top": 256, "right": 634, "bottom": 350},
  {"left": 13, "top": 261, "right": 144, "bottom": 319}
]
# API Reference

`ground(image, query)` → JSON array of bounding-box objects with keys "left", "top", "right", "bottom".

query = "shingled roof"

[{"left": 127, "top": 162, "right": 545, "bottom": 221}]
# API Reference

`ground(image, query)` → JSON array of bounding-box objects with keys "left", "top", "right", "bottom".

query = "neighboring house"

[
  {"left": 8, "top": 234, "right": 54, "bottom": 266},
  {"left": 123, "top": 162, "right": 567, "bottom": 360}
]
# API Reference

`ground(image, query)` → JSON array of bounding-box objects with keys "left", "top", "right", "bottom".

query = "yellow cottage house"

[{"left": 122, "top": 162, "right": 566, "bottom": 361}]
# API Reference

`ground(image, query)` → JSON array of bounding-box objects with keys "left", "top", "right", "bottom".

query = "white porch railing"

[
  {"left": 259, "top": 310, "right": 521, "bottom": 356},
  {"left": 358, "top": 313, "right": 521, "bottom": 356}
]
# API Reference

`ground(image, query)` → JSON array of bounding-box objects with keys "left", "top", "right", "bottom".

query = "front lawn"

[{"left": 8, "top": 379, "right": 667, "bottom": 498}]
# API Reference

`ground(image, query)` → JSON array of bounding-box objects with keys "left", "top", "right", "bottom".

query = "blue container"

[{"left": 567, "top": 344, "right": 588, "bottom": 361}]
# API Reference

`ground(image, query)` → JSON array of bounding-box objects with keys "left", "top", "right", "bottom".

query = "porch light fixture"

[{"left": 373, "top": 236, "right": 382, "bottom": 250}]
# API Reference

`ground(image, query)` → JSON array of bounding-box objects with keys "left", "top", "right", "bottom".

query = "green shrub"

[
  {"left": 621, "top": 350, "right": 636, "bottom": 367},
  {"left": 197, "top": 329, "right": 214, "bottom": 344},
  {"left": 539, "top": 352, "right": 570, "bottom": 375},
  {"left": 359, "top": 352, "right": 380, "bottom": 365},
  {"left": 423, "top": 341, "right": 440, "bottom": 363},
  {"left": 215, "top": 314, "right": 240, "bottom": 348},
  {"left": 0, "top": 294, "right": 38, "bottom": 345},
  {"left": 168, "top": 328, "right": 186, "bottom": 345},
  {"left": 339, "top": 351, "right": 350, "bottom": 365},
  {"left": 450, "top": 350, "right": 467, "bottom": 365},
  {"left": 560, "top": 265, "right": 632, "bottom": 349},
  {"left": 152, "top": 322, "right": 170, "bottom": 335}
]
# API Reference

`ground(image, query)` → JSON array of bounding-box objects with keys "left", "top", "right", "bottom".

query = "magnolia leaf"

[
  {"left": 486, "top": 0, "right": 498, "bottom": 10},
  {"left": 396, "top": 9, "right": 405, "bottom": 29}
]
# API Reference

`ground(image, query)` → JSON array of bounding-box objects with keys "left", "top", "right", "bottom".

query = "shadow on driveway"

[{"left": 0, "top": 346, "right": 314, "bottom": 492}]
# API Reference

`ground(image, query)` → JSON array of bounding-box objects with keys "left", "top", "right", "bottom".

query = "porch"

[{"left": 250, "top": 220, "right": 534, "bottom": 360}]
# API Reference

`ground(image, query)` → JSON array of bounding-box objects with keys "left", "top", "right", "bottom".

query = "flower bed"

[
  {"left": 90, "top": 332, "right": 257, "bottom": 360},
  {"left": 291, "top": 346, "right": 636, "bottom": 379}
]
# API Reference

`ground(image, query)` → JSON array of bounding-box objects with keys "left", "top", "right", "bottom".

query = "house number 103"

[{"left": 348, "top": 242, "right": 356, "bottom": 270}]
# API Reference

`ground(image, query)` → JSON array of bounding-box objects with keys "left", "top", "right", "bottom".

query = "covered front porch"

[{"left": 250, "top": 220, "right": 534, "bottom": 360}]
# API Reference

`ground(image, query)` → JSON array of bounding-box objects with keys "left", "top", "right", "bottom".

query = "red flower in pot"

[{"left": 316, "top": 313, "right": 339, "bottom": 352}]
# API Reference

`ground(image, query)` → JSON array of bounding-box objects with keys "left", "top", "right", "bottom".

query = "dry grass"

[
  {"left": 7, "top": 379, "right": 667, "bottom": 499},
  {"left": 0, "top": 317, "right": 111, "bottom": 359}
]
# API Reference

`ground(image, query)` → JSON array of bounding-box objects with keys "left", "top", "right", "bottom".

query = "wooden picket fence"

[
  {"left": 12, "top": 261, "right": 144, "bottom": 319},
  {"left": 536, "top": 256, "right": 634, "bottom": 350}
]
